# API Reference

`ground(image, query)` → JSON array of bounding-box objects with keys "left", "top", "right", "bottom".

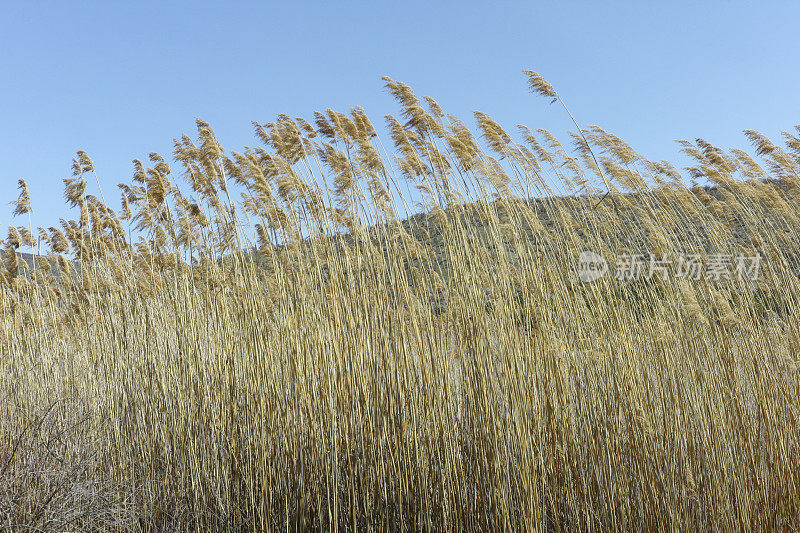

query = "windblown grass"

[{"left": 2, "top": 72, "right": 800, "bottom": 530}]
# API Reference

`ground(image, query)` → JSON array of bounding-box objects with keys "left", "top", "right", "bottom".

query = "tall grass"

[{"left": 2, "top": 72, "right": 800, "bottom": 530}]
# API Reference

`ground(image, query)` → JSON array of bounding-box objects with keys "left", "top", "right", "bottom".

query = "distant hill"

[
  {"left": 11, "top": 252, "right": 65, "bottom": 275},
  {"left": 18, "top": 252, "right": 35, "bottom": 268},
  {"left": 9, "top": 185, "right": 797, "bottom": 279}
]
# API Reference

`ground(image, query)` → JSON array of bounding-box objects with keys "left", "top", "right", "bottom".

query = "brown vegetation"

[{"left": 1, "top": 72, "right": 800, "bottom": 530}]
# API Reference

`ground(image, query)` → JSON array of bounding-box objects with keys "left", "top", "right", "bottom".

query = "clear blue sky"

[{"left": 2, "top": 1, "right": 799, "bottom": 231}]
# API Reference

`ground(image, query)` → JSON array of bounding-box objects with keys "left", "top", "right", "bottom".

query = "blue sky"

[{"left": 2, "top": 1, "right": 799, "bottom": 231}]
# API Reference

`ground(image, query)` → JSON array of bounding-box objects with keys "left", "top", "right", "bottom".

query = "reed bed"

[{"left": 1, "top": 72, "right": 800, "bottom": 530}]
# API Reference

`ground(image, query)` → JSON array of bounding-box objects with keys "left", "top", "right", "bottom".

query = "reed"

[{"left": 2, "top": 72, "right": 799, "bottom": 531}]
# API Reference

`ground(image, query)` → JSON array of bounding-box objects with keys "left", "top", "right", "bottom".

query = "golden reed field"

[{"left": 1, "top": 72, "right": 799, "bottom": 530}]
